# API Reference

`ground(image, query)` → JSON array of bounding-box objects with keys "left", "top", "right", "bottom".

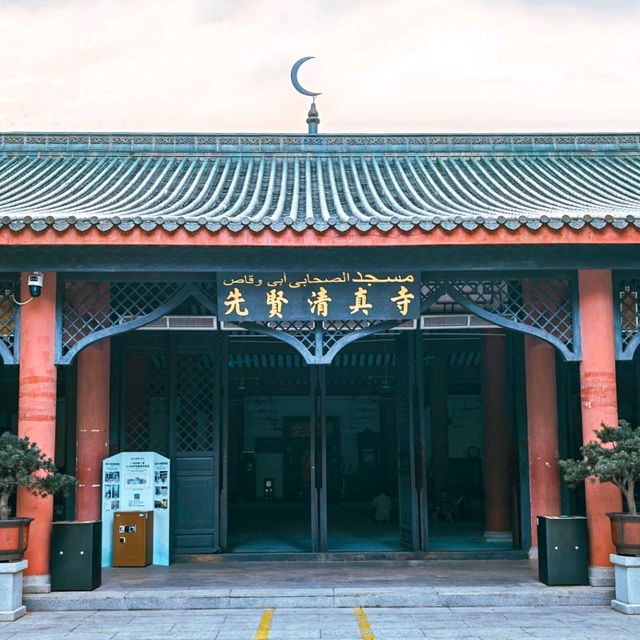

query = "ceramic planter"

[
  {"left": 0, "top": 518, "right": 33, "bottom": 562},
  {"left": 607, "top": 513, "right": 640, "bottom": 556}
]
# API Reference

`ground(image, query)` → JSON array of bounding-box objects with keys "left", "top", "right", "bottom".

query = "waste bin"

[
  {"left": 537, "top": 515, "right": 589, "bottom": 585},
  {"left": 50, "top": 521, "right": 102, "bottom": 591},
  {"left": 112, "top": 511, "right": 153, "bottom": 567}
]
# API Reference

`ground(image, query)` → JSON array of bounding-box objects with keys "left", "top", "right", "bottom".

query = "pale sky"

[{"left": 0, "top": 0, "right": 639, "bottom": 133}]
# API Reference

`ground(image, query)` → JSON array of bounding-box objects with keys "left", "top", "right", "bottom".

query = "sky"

[{"left": 0, "top": 0, "right": 639, "bottom": 133}]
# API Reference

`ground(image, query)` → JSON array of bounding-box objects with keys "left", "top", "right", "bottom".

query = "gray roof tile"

[{"left": 0, "top": 132, "right": 639, "bottom": 233}]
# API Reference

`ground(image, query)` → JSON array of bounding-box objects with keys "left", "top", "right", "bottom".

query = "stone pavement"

[{"left": 1, "top": 606, "right": 640, "bottom": 640}]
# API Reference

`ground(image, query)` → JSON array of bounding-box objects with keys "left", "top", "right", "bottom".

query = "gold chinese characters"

[
  {"left": 307, "top": 287, "right": 332, "bottom": 317},
  {"left": 223, "top": 287, "right": 249, "bottom": 316}
]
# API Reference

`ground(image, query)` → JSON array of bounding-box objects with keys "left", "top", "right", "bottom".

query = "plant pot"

[
  {"left": 607, "top": 513, "right": 640, "bottom": 556},
  {"left": 0, "top": 518, "right": 33, "bottom": 562}
]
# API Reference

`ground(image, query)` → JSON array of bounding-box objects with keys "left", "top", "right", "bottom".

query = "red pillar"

[
  {"left": 75, "top": 339, "right": 110, "bottom": 521},
  {"left": 578, "top": 270, "right": 621, "bottom": 584},
  {"left": 16, "top": 272, "right": 57, "bottom": 592},
  {"left": 481, "top": 333, "right": 512, "bottom": 541},
  {"left": 525, "top": 335, "right": 561, "bottom": 556}
]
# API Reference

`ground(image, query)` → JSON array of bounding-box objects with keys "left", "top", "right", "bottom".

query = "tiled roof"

[{"left": 1, "top": 132, "right": 639, "bottom": 233}]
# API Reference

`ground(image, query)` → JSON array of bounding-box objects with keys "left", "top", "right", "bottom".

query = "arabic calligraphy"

[{"left": 222, "top": 272, "right": 414, "bottom": 289}]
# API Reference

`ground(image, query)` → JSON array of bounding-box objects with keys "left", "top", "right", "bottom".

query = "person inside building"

[{"left": 371, "top": 492, "right": 392, "bottom": 523}]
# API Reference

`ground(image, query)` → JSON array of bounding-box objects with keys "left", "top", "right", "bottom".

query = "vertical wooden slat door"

[
  {"left": 396, "top": 332, "right": 420, "bottom": 550},
  {"left": 414, "top": 333, "right": 430, "bottom": 550},
  {"left": 170, "top": 334, "right": 220, "bottom": 554},
  {"left": 318, "top": 366, "right": 328, "bottom": 551},
  {"left": 310, "top": 366, "right": 320, "bottom": 552},
  {"left": 218, "top": 334, "right": 229, "bottom": 551}
]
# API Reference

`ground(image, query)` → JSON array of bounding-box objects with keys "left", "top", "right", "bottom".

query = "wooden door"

[{"left": 170, "top": 335, "right": 220, "bottom": 554}]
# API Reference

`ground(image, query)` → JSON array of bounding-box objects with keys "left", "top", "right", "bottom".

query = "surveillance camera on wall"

[{"left": 27, "top": 272, "right": 44, "bottom": 298}]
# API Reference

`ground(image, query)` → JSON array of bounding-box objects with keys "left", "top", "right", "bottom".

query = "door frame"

[{"left": 117, "top": 331, "right": 221, "bottom": 555}]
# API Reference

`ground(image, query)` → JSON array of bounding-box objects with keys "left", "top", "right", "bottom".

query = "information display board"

[{"left": 101, "top": 452, "right": 170, "bottom": 567}]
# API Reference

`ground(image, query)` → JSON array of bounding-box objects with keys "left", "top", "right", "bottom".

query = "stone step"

[{"left": 24, "top": 585, "right": 614, "bottom": 611}]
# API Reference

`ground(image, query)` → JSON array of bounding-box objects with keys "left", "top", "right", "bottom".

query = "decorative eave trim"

[{"left": 2, "top": 131, "right": 640, "bottom": 155}]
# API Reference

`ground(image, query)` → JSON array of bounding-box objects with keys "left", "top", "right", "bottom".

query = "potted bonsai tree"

[
  {"left": 559, "top": 420, "right": 640, "bottom": 614},
  {"left": 559, "top": 420, "right": 640, "bottom": 556},
  {"left": 0, "top": 431, "right": 76, "bottom": 561}
]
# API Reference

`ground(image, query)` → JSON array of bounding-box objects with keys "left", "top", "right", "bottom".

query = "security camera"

[{"left": 27, "top": 272, "right": 44, "bottom": 298}]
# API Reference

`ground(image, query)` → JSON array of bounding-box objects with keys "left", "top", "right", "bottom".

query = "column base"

[
  {"left": 483, "top": 531, "right": 513, "bottom": 544},
  {"left": 589, "top": 565, "right": 614, "bottom": 587},
  {"left": 0, "top": 605, "right": 26, "bottom": 622},
  {"left": 0, "top": 560, "right": 27, "bottom": 621},
  {"left": 23, "top": 573, "right": 51, "bottom": 594},
  {"left": 610, "top": 554, "right": 640, "bottom": 610},
  {"left": 612, "top": 600, "right": 640, "bottom": 615}
]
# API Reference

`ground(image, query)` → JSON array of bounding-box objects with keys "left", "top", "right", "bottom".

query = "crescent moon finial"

[{"left": 290, "top": 56, "right": 322, "bottom": 98}]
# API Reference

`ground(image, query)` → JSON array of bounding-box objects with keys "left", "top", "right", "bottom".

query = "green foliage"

[
  {"left": 0, "top": 432, "right": 76, "bottom": 520},
  {"left": 559, "top": 420, "right": 640, "bottom": 515}
]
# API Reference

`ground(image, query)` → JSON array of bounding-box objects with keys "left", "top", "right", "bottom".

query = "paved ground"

[
  {"left": 2, "top": 606, "right": 640, "bottom": 640},
  {"left": 99, "top": 559, "right": 539, "bottom": 589}
]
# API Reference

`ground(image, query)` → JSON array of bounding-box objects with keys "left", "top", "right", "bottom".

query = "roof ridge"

[{"left": 1, "top": 132, "right": 640, "bottom": 155}]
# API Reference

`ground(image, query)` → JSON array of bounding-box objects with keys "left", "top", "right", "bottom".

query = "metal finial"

[
  {"left": 306, "top": 100, "right": 320, "bottom": 135},
  {"left": 291, "top": 57, "right": 322, "bottom": 134}
]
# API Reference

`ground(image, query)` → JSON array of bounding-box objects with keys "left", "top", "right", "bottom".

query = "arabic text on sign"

[{"left": 222, "top": 272, "right": 415, "bottom": 288}]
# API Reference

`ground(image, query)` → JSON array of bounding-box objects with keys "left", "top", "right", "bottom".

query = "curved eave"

[{"left": 2, "top": 224, "right": 640, "bottom": 250}]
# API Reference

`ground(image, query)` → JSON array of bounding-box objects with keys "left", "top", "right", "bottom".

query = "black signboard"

[{"left": 217, "top": 272, "right": 420, "bottom": 322}]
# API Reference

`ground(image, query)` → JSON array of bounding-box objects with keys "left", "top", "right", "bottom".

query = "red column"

[
  {"left": 578, "top": 270, "right": 621, "bottom": 583},
  {"left": 75, "top": 339, "right": 110, "bottom": 521},
  {"left": 16, "top": 272, "right": 57, "bottom": 591},
  {"left": 525, "top": 335, "right": 561, "bottom": 556},
  {"left": 481, "top": 333, "right": 512, "bottom": 541}
]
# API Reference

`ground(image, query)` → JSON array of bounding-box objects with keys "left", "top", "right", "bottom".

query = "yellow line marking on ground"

[
  {"left": 254, "top": 608, "right": 273, "bottom": 640},
  {"left": 354, "top": 607, "right": 376, "bottom": 640}
]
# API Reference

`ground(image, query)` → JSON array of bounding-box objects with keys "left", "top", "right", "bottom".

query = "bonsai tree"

[
  {"left": 559, "top": 420, "right": 640, "bottom": 515},
  {"left": 0, "top": 432, "right": 76, "bottom": 520}
]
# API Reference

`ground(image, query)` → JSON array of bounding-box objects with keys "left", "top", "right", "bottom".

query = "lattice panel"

[
  {"left": 421, "top": 277, "right": 576, "bottom": 358},
  {"left": 61, "top": 280, "right": 216, "bottom": 362},
  {"left": 264, "top": 320, "right": 317, "bottom": 357},
  {"left": 322, "top": 320, "right": 385, "bottom": 352},
  {"left": 174, "top": 353, "right": 215, "bottom": 452},
  {"left": 125, "top": 352, "right": 168, "bottom": 452},
  {"left": 0, "top": 279, "right": 17, "bottom": 363},
  {"left": 244, "top": 319, "right": 403, "bottom": 364},
  {"left": 617, "top": 277, "right": 640, "bottom": 358}
]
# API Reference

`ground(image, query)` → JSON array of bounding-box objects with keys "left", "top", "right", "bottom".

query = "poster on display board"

[{"left": 101, "top": 452, "right": 170, "bottom": 567}]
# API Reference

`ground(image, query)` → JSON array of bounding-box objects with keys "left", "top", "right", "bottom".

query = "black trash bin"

[
  {"left": 537, "top": 515, "right": 589, "bottom": 585},
  {"left": 50, "top": 521, "right": 102, "bottom": 591}
]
